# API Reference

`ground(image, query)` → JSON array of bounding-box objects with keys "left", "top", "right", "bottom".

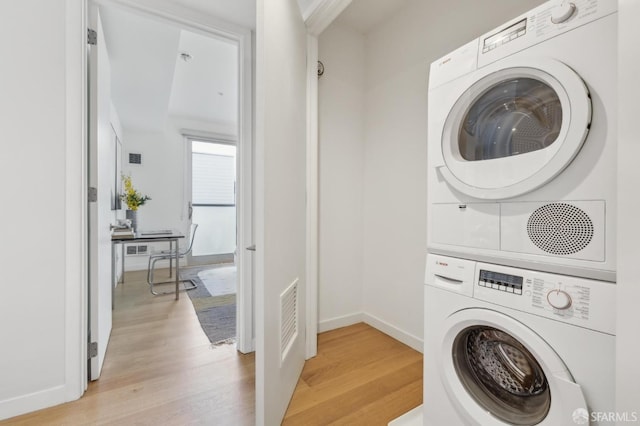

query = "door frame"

[
  {"left": 86, "top": 0, "right": 255, "bottom": 360},
  {"left": 302, "top": 0, "right": 353, "bottom": 358},
  {"left": 66, "top": 0, "right": 90, "bottom": 399}
]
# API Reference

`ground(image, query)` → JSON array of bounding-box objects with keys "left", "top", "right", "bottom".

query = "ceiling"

[
  {"left": 99, "top": 0, "right": 408, "bottom": 133},
  {"left": 296, "top": 0, "right": 317, "bottom": 17},
  {"left": 168, "top": 31, "right": 238, "bottom": 126},
  {"left": 100, "top": 5, "right": 239, "bottom": 133},
  {"left": 335, "top": 0, "right": 409, "bottom": 34},
  {"left": 112, "top": 0, "right": 311, "bottom": 32}
]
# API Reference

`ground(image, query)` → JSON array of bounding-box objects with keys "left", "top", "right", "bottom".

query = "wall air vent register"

[{"left": 128, "top": 152, "right": 142, "bottom": 165}]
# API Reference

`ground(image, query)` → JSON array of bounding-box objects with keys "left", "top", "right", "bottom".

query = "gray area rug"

[{"left": 180, "top": 264, "right": 236, "bottom": 345}]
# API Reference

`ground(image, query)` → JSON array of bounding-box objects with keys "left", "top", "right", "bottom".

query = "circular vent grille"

[{"left": 527, "top": 203, "right": 594, "bottom": 255}]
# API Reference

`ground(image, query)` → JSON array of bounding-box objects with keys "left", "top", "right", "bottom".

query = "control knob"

[
  {"left": 551, "top": 2, "right": 577, "bottom": 24},
  {"left": 547, "top": 289, "right": 572, "bottom": 310}
]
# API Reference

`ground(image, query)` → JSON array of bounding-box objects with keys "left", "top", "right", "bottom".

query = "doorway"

[{"left": 87, "top": 0, "right": 254, "bottom": 385}]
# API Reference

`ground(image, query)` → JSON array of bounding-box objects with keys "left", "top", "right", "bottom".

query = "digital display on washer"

[
  {"left": 483, "top": 18, "right": 527, "bottom": 53},
  {"left": 479, "top": 269, "right": 523, "bottom": 294}
]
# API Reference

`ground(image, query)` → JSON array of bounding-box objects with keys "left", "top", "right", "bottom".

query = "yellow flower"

[{"left": 120, "top": 174, "right": 151, "bottom": 210}]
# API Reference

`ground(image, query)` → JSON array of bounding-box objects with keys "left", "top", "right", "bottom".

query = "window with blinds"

[
  {"left": 192, "top": 153, "right": 236, "bottom": 206},
  {"left": 190, "top": 142, "right": 237, "bottom": 257}
]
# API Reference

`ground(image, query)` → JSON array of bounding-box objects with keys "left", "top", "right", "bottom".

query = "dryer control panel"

[{"left": 477, "top": 0, "right": 616, "bottom": 68}]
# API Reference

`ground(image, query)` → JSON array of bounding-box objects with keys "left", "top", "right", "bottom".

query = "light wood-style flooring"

[
  {"left": 283, "top": 322, "right": 423, "bottom": 425},
  {"left": 3, "top": 269, "right": 255, "bottom": 426},
  {"left": 3, "top": 269, "right": 422, "bottom": 425}
]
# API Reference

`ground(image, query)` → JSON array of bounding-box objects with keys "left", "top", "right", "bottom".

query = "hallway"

[
  {"left": 4, "top": 269, "right": 255, "bottom": 425},
  {"left": 3, "top": 269, "right": 422, "bottom": 425}
]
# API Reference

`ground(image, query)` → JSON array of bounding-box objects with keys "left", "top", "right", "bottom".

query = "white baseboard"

[
  {"left": 124, "top": 258, "right": 184, "bottom": 272},
  {"left": 362, "top": 313, "right": 424, "bottom": 353},
  {"left": 0, "top": 384, "right": 70, "bottom": 421},
  {"left": 124, "top": 257, "right": 149, "bottom": 271},
  {"left": 318, "top": 312, "right": 364, "bottom": 333},
  {"left": 318, "top": 312, "right": 424, "bottom": 353}
]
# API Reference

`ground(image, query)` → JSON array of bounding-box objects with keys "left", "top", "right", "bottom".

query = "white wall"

[
  {"left": 359, "top": 0, "right": 545, "bottom": 349},
  {"left": 315, "top": 0, "right": 544, "bottom": 351},
  {"left": 120, "top": 127, "right": 183, "bottom": 270},
  {"left": 0, "top": 0, "right": 84, "bottom": 419},
  {"left": 317, "top": 22, "right": 365, "bottom": 331},
  {"left": 616, "top": 0, "right": 640, "bottom": 420},
  {"left": 122, "top": 128, "right": 184, "bottom": 230}
]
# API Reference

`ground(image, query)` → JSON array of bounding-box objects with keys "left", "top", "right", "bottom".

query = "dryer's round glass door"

[
  {"left": 439, "top": 59, "right": 591, "bottom": 200},
  {"left": 459, "top": 78, "right": 562, "bottom": 161},
  {"left": 452, "top": 326, "right": 551, "bottom": 425}
]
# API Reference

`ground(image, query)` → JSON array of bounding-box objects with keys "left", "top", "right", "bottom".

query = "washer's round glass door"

[
  {"left": 439, "top": 59, "right": 591, "bottom": 200},
  {"left": 452, "top": 326, "right": 551, "bottom": 425},
  {"left": 439, "top": 308, "right": 589, "bottom": 426}
]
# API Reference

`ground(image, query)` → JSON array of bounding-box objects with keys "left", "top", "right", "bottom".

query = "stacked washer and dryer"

[{"left": 424, "top": 1, "right": 617, "bottom": 425}]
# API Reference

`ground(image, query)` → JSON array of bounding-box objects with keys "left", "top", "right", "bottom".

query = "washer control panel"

[
  {"left": 478, "top": 269, "right": 523, "bottom": 294},
  {"left": 528, "top": 276, "right": 592, "bottom": 321},
  {"left": 472, "top": 260, "right": 615, "bottom": 335},
  {"left": 546, "top": 289, "right": 572, "bottom": 309}
]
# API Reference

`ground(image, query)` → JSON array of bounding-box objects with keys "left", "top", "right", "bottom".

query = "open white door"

[
  {"left": 87, "top": 5, "right": 113, "bottom": 381},
  {"left": 255, "top": 0, "right": 308, "bottom": 423}
]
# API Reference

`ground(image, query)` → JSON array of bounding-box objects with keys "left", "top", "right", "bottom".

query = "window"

[{"left": 191, "top": 141, "right": 237, "bottom": 257}]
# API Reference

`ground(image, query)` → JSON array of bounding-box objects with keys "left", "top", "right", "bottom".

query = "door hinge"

[
  {"left": 89, "top": 341, "right": 98, "bottom": 359},
  {"left": 87, "top": 28, "right": 97, "bottom": 46},
  {"left": 88, "top": 187, "right": 98, "bottom": 202}
]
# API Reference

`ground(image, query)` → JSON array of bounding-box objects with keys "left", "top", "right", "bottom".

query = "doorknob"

[
  {"left": 188, "top": 202, "right": 193, "bottom": 220},
  {"left": 246, "top": 245, "right": 256, "bottom": 251}
]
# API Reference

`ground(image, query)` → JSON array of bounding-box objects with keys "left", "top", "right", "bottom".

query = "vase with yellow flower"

[{"left": 120, "top": 174, "right": 151, "bottom": 232}]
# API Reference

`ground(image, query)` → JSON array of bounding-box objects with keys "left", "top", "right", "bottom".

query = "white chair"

[{"left": 146, "top": 223, "right": 198, "bottom": 295}]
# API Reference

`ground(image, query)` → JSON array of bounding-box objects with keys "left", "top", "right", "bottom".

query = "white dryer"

[
  {"left": 423, "top": 254, "right": 616, "bottom": 426},
  {"left": 427, "top": 1, "right": 617, "bottom": 281}
]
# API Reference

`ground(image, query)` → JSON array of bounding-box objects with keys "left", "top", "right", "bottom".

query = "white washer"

[
  {"left": 427, "top": 1, "right": 617, "bottom": 282},
  {"left": 423, "top": 254, "right": 616, "bottom": 426}
]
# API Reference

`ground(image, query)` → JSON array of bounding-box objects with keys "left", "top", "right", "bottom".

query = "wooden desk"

[{"left": 112, "top": 231, "right": 185, "bottom": 304}]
